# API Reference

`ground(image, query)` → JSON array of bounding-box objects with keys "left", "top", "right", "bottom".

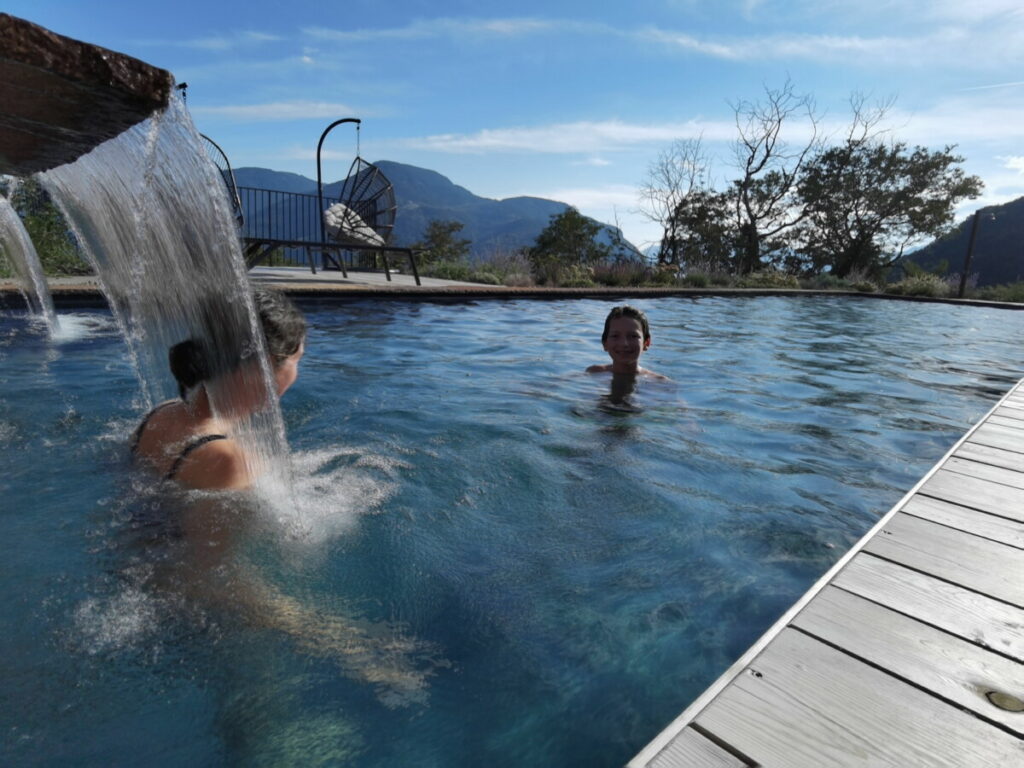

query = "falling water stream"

[
  {"left": 0, "top": 188, "right": 59, "bottom": 334},
  {"left": 38, "top": 92, "right": 291, "bottom": 493}
]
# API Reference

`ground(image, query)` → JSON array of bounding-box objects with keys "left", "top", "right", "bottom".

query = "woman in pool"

[
  {"left": 129, "top": 288, "right": 430, "bottom": 700},
  {"left": 587, "top": 305, "right": 668, "bottom": 379},
  {"left": 131, "top": 287, "right": 306, "bottom": 490}
]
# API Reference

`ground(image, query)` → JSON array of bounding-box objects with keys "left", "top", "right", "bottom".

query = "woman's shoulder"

[{"left": 172, "top": 436, "right": 250, "bottom": 491}]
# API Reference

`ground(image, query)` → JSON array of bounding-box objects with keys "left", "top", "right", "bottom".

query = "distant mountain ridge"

[
  {"left": 231, "top": 161, "right": 636, "bottom": 258},
  {"left": 907, "top": 196, "right": 1024, "bottom": 286}
]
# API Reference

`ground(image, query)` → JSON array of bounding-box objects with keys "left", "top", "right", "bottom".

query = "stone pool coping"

[{"left": 2, "top": 276, "right": 1023, "bottom": 310}]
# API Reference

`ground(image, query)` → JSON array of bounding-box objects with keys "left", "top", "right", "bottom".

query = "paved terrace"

[{"left": 630, "top": 378, "right": 1024, "bottom": 767}]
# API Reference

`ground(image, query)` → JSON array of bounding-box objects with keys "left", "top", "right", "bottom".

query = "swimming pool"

[{"left": 2, "top": 295, "right": 1022, "bottom": 766}]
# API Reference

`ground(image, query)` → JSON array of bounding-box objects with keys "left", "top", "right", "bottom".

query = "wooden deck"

[{"left": 630, "top": 379, "right": 1024, "bottom": 768}]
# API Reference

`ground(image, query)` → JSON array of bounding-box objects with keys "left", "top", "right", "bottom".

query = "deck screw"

[{"left": 986, "top": 691, "right": 1024, "bottom": 712}]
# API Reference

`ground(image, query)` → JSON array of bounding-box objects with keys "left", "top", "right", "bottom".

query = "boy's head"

[{"left": 601, "top": 305, "right": 650, "bottom": 344}]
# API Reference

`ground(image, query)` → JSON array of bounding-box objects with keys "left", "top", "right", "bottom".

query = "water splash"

[
  {"left": 38, "top": 91, "right": 291, "bottom": 492},
  {"left": 0, "top": 187, "right": 59, "bottom": 334}
]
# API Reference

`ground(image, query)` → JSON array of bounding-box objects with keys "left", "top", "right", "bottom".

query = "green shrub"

[
  {"left": 681, "top": 272, "right": 710, "bottom": 288},
  {"left": 559, "top": 264, "right": 597, "bottom": 287},
  {"left": 424, "top": 261, "right": 473, "bottom": 281},
  {"left": 502, "top": 272, "right": 533, "bottom": 287},
  {"left": 886, "top": 274, "right": 949, "bottom": 298},
  {"left": 736, "top": 270, "right": 800, "bottom": 289},
  {"left": 470, "top": 270, "right": 502, "bottom": 285},
  {"left": 971, "top": 282, "right": 1024, "bottom": 303},
  {"left": 592, "top": 261, "right": 650, "bottom": 287},
  {"left": 852, "top": 281, "right": 878, "bottom": 293}
]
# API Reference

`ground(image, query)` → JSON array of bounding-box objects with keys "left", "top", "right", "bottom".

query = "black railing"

[{"left": 238, "top": 186, "right": 341, "bottom": 244}]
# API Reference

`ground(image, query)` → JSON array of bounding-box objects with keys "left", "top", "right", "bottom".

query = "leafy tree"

[
  {"left": 796, "top": 141, "right": 983, "bottom": 278},
  {"left": 639, "top": 138, "right": 718, "bottom": 267},
  {"left": 729, "top": 79, "right": 821, "bottom": 274},
  {"left": 6, "top": 177, "right": 90, "bottom": 276},
  {"left": 528, "top": 207, "right": 611, "bottom": 285},
  {"left": 669, "top": 189, "right": 733, "bottom": 273},
  {"left": 412, "top": 219, "right": 471, "bottom": 266}
]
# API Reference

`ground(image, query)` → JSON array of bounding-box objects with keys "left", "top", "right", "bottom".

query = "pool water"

[{"left": 2, "top": 295, "right": 1022, "bottom": 766}]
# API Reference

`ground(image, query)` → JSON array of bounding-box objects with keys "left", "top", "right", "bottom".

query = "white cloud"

[
  {"left": 958, "top": 80, "right": 1024, "bottom": 92},
  {"left": 404, "top": 119, "right": 735, "bottom": 154},
  {"left": 191, "top": 100, "right": 364, "bottom": 121},
  {"left": 573, "top": 157, "right": 613, "bottom": 167},
  {"left": 139, "top": 30, "right": 283, "bottom": 51},
  {"left": 303, "top": 18, "right": 564, "bottom": 42},
  {"left": 1001, "top": 156, "right": 1024, "bottom": 174}
]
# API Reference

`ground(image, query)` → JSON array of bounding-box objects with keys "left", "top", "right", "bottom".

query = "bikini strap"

[
  {"left": 165, "top": 434, "right": 229, "bottom": 480},
  {"left": 129, "top": 401, "right": 176, "bottom": 454}
]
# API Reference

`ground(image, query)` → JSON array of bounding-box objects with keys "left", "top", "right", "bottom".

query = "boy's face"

[{"left": 603, "top": 316, "right": 650, "bottom": 366}]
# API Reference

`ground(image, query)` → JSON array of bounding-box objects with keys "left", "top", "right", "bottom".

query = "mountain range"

[
  {"left": 906, "top": 196, "right": 1024, "bottom": 286},
  {"left": 231, "top": 161, "right": 637, "bottom": 259}
]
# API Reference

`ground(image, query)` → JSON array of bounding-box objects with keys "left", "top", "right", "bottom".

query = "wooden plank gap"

[
  {"left": 789, "top": 623, "right": 1024, "bottom": 740},
  {"left": 858, "top": 547, "right": 1024, "bottom": 612},
  {"left": 829, "top": 581, "right": 1024, "bottom": 665},
  {"left": 792, "top": 587, "right": 1024, "bottom": 736},
  {"left": 941, "top": 456, "right": 1024, "bottom": 491},
  {"left": 904, "top": 496, "right": 1024, "bottom": 548},
  {"left": 689, "top": 723, "right": 759, "bottom": 767}
]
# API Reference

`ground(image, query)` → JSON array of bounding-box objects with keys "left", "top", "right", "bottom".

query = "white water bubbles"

[{"left": 254, "top": 445, "right": 408, "bottom": 553}]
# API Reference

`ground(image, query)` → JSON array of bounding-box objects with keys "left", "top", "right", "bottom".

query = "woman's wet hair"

[
  {"left": 253, "top": 287, "right": 306, "bottom": 363},
  {"left": 602, "top": 305, "right": 650, "bottom": 343},
  {"left": 168, "top": 288, "right": 306, "bottom": 398}
]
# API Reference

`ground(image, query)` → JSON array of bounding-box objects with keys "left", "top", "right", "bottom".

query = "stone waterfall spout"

[{"left": 0, "top": 13, "right": 173, "bottom": 176}]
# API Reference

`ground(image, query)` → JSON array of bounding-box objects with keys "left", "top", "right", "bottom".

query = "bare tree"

[
  {"left": 730, "top": 79, "right": 821, "bottom": 273},
  {"left": 638, "top": 137, "right": 713, "bottom": 267}
]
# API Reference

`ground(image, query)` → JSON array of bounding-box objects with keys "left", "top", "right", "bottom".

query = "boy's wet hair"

[{"left": 602, "top": 305, "right": 650, "bottom": 343}]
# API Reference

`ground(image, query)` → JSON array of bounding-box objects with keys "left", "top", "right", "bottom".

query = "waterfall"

[
  {"left": 38, "top": 91, "right": 292, "bottom": 492},
  {"left": 0, "top": 187, "right": 60, "bottom": 334}
]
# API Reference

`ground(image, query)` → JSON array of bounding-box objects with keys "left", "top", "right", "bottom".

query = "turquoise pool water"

[{"left": 2, "top": 295, "right": 1022, "bottom": 766}]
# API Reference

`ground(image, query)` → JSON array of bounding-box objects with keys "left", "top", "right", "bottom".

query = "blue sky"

[{"left": 8, "top": 1, "right": 1024, "bottom": 249}]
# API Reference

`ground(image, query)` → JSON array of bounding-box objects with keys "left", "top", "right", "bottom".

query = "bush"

[
  {"left": 424, "top": 260, "right": 473, "bottom": 281},
  {"left": 852, "top": 281, "right": 878, "bottom": 293},
  {"left": 681, "top": 272, "right": 710, "bottom": 288},
  {"left": 471, "top": 271, "right": 502, "bottom": 285},
  {"left": 592, "top": 261, "right": 650, "bottom": 287},
  {"left": 886, "top": 274, "right": 949, "bottom": 298},
  {"left": 502, "top": 272, "right": 534, "bottom": 287},
  {"left": 559, "top": 264, "right": 596, "bottom": 287},
  {"left": 804, "top": 273, "right": 842, "bottom": 290},
  {"left": 736, "top": 270, "right": 800, "bottom": 289},
  {"left": 971, "top": 282, "right": 1024, "bottom": 304}
]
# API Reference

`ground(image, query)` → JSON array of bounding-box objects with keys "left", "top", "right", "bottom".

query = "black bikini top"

[
  {"left": 165, "top": 433, "right": 228, "bottom": 481},
  {"left": 130, "top": 402, "right": 227, "bottom": 480}
]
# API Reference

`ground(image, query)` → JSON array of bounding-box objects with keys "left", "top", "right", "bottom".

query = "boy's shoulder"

[
  {"left": 640, "top": 368, "right": 671, "bottom": 381},
  {"left": 586, "top": 364, "right": 613, "bottom": 373}
]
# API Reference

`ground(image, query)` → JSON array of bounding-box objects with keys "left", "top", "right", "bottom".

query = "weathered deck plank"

[
  {"left": 969, "top": 422, "right": 1024, "bottom": 453},
  {"left": 792, "top": 585, "right": 1024, "bottom": 734},
  {"left": 954, "top": 442, "right": 1024, "bottom": 473},
  {"left": 900, "top": 495, "right": 1024, "bottom": 547},
  {"left": 917, "top": 469, "right": 1024, "bottom": 520},
  {"left": 692, "top": 629, "right": 1024, "bottom": 767},
  {"left": 833, "top": 554, "right": 1024, "bottom": 661},
  {"left": 864, "top": 512, "right": 1024, "bottom": 606},
  {"left": 648, "top": 728, "right": 749, "bottom": 768},
  {"left": 942, "top": 456, "right": 1024, "bottom": 492}
]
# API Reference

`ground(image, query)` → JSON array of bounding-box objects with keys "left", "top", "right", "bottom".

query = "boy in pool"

[{"left": 586, "top": 305, "right": 668, "bottom": 379}]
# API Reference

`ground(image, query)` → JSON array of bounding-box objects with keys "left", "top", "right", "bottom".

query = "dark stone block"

[{"left": 0, "top": 13, "right": 173, "bottom": 175}]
